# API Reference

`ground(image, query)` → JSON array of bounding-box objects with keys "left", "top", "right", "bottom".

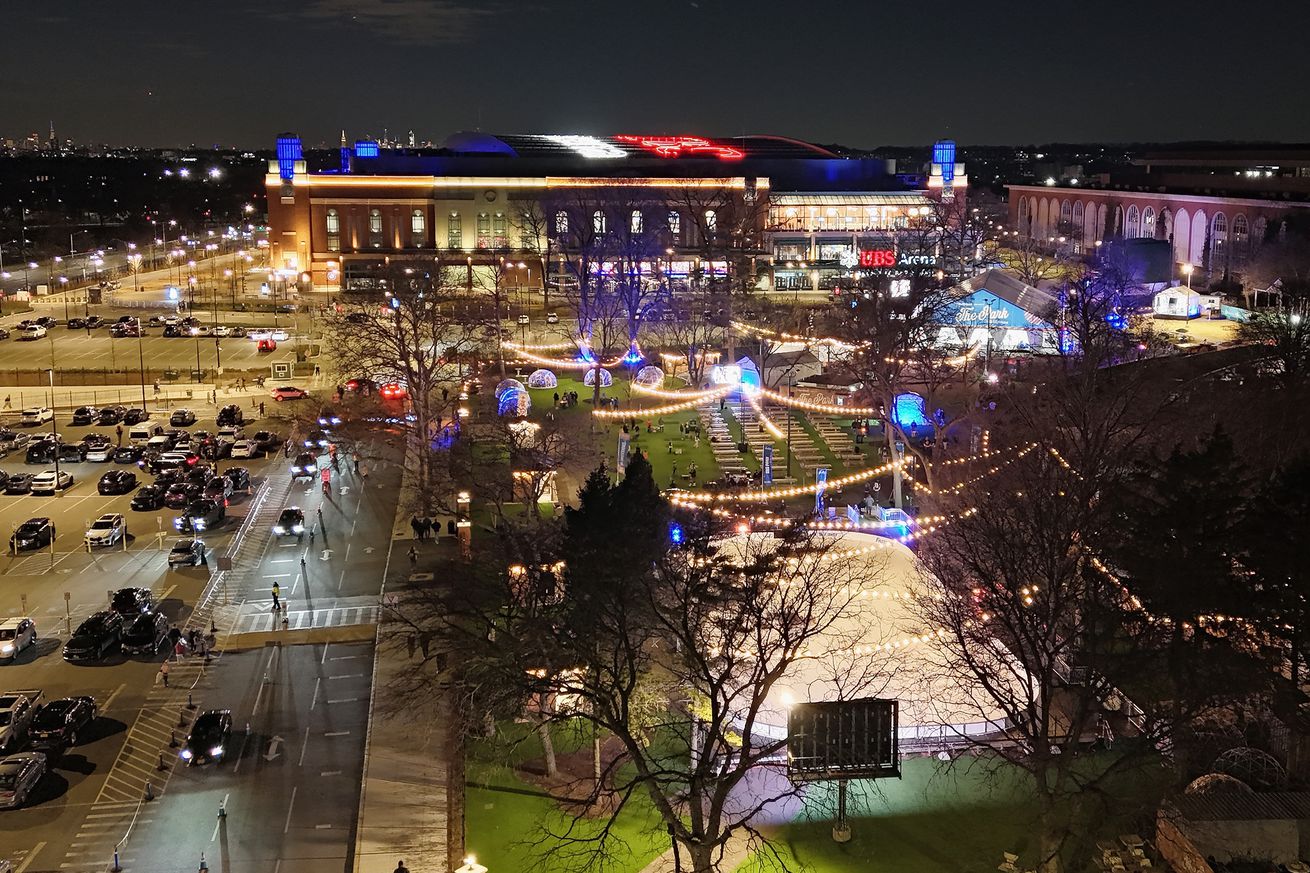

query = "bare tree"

[
  {"left": 649, "top": 296, "right": 726, "bottom": 389},
  {"left": 324, "top": 259, "right": 490, "bottom": 512}
]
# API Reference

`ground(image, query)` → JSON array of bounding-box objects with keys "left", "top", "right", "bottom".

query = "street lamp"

[
  {"left": 59, "top": 277, "right": 69, "bottom": 321},
  {"left": 1182, "top": 263, "right": 1194, "bottom": 290}
]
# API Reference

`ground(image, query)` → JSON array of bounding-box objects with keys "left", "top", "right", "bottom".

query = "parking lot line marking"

[
  {"left": 324, "top": 730, "right": 350, "bottom": 737},
  {"left": 320, "top": 641, "right": 330, "bottom": 664},
  {"left": 321, "top": 770, "right": 342, "bottom": 776},
  {"left": 101, "top": 683, "right": 127, "bottom": 713},
  {"left": 328, "top": 654, "right": 361, "bottom": 660},
  {"left": 14, "top": 841, "right": 46, "bottom": 873},
  {"left": 298, "top": 724, "right": 310, "bottom": 766},
  {"left": 327, "top": 698, "right": 358, "bottom": 704},
  {"left": 310, "top": 676, "right": 321, "bottom": 710},
  {"left": 315, "top": 824, "right": 332, "bottom": 829},
  {"left": 329, "top": 674, "right": 363, "bottom": 679},
  {"left": 283, "top": 786, "right": 298, "bottom": 834}
]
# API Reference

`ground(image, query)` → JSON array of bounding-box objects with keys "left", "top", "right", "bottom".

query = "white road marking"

[
  {"left": 298, "top": 724, "right": 310, "bottom": 766},
  {"left": 309, "top": 676, "right": 321, "bottom": 710},
  {"left": 283, "top": 786, "right": 297, "bottom": 834},
  {"left": 320, "top": 641, "right": 330, "bottom": 664},
  {"left": 323, "top": 730, "right": 350, "bottom": 737},
  {"left": 328, "top": 674, "right": 363, "bottom": 679},
  {"left": 14, "top": 841, "right": 46, "bottom": 873},
  {"left": 327, "top": 698, "right": 358, "bottom": 704},
  {"left": 321, "top": 770, "right": 342, "bottom": 776},
  {"left": 101, "top": 683, "right": 127, "bottom": 714}
]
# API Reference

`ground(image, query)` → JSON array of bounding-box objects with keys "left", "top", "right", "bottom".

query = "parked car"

[
  {"left": 123, "top": 408, "right": 149, "bottom": 425},
  {"left": 203, "top": 477, "right": 233, "bottom": 503},
  {"left": 28, "top": 696, "right": 96, "bottom": 751},
  {"left": 216, "top": 405, "right": 243, "bottom": 427},
  {"left": 188, "top": 325, "right": 213, "bottom": 337},
  {"left": 146, "top": 434, "right": 176, "bottom": 454},
  {"left": 180, "top": 709, "right": 232, "bottom": 766},
  {"left": 546, "top": 311, "right": 560, "bottom": 324},
  {"left": 290, "top": 452, "right": 318, "bottom": 479},
  {"left": 163, "top": 482, "right": 204, "bottom": 509},
  {"left": 0, "top": 429, "right": 30, "bottom": 453},
  {"left": 24, "top": 440, "right": 55, "bottom": 464},
  {"left": 169, "top": 408, "right": 197, "bottom": 427},
  {"left": 10, "top": 518, "right": 53, "bottom": 551},
  {"left": 121, "top": 611, "right": 169, "bottom": 655},
  {"left": 168, "top": 538, "right": 207, "bottom": 568},
  {"left": 142, "top": 451, "right": 199, "bottom": 474},
  {"left": 97, "top": 470, "right": 138, "bottom": 495},
  {"left": 17, "top": 325, "right": 46, "bottom": 341},
  {"left": 251, "top": 431, "right": 282, "bottom": 452},
  {"left": 84, "top": 514, "right": 126, "bottom": 548},
  {"left": 130, "top": 484, "right": 166, "bottom": 511},
  {"left": 229, "top": 439, "right": 258, "bottom": 459},
  {"left": 86, "top": 441, "right": 116, "bottom": 463},
  {"left": 270, "top": 386, "right": 308, "bottom": 401},
  {"left": 109, "top": 321, "right": 140, "bottom": 338},
  {"left": 63, "top": 611, "right": 123, "bottom": 662},
  {"left": 0, "top": 327, "right": 10, "bottom": 340},
  {"left": 70, "top": 406, "right": 98, "bottom": 426},
  {"left": 29, "top": 470, "right": 73, "bottom": 495},
  {"left": 56, "top": 442, "right": 88, "bottom": 463},
  {"left": 0, "top": 619, "right": 37, "bottom": 660},
  {"left": 0, "top": 752, "right": 46, "bottom": 808},
  {"left": 175, "top": 498, "right": 225, "bottom": 533},
  {"left": 97, "top": 406, "right": 128, "bottom": 425},
  {"left": 66, "top": 317, "right": 86, "bottom": 330},
  {"left": 4, "top": 474, "right": 33, "bottom": 496},
  {"left": 19, "top": 407, "right": 53, "bottom": 426},
  {"left": 0, "top": 691, "right": 40, "bottom": 753},
  {"left": 85, "top": 316, "right": 107, "bottom": 329},
  {"left": 223, "top": 467, "right": 252, "bottom": 493},
  {"left": 34, "top": 317, "right": 57, "bottom": 329},
  {"left": 273, "top": 507, "right": 305, "bottom": 538},
  {"left": 114, "top": 445, "right": 144, "bottom": 465},
  {"left": 110, "top": 588, "right": 155, "bottom": 616}
]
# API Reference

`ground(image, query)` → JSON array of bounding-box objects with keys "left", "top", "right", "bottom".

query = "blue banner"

[
  {"left": 617, "top": 434, "right": 631, "bottom": 474},
  {"left": 815, "top": 467, "right": 828, "bottom": 512},
  {"left": 762, "top": 446, "right": 774, "bottom": 486}
]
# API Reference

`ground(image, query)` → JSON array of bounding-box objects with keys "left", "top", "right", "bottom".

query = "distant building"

[
  {"left": 1008, "top": 145, "right": 1310, "bottom": 285},
  {"left": 935, "top": 269, "right": 1062, "bottom": 354}
]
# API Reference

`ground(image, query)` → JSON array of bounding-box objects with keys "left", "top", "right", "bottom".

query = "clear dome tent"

[
  {"left": 583, "top": 368, "right": 613, "bottom": 388},
  {"left": 527, "top": 369, "right": 558, "bottom": 389},
  {"left": 634, "top": 366, "right": 665, "bottom": 387}
]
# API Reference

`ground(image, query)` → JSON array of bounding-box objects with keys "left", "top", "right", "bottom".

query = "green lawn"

[{"left": 735, "top": 756, "right": 1037, "bottom": 873}]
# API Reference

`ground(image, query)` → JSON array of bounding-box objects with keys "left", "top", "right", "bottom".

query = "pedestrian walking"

[
  {"left": 394, "top": 861, "right": 410, "bottom": 873},
  {"left": 410, "top": 516, "right": 422, "bottom": 539},
  {"left": 168, "top": 624, "right": 182, "bottom": 648},
  {"left": 407, "top": 545, "right": 418, "bottom": 567},
  {"left": 271, "top": 582, "right": 281, "bottom": 610},
  {"left": 283, "top": 439, "right": 292, "bottom": 458},
  {"left": 352, "top": 451, "right": 360, "bottom": 474},
  {"left": 159, "top": 661, "right": 170, "bottom": 687},
  {"left": 115, "top": 424, "right": 124, "bottom": 444},
  {"left": 1095, "top": 714, "right": 1115, "bottom": 751},
  {"left": 2, "top": 395, "right": 9, "bottom": 409},
  {"left": 259, "top": 401, "right": 266, "bottom": 417},
  {"left": 175, "top": 639, "right": 188, "bottom": 659},
  {"left": 188, "top": 628, "right": 200, "bottom": 652}
]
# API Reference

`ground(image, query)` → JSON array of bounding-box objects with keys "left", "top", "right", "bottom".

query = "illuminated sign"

[
  {"left": 857, "top": 250, "right": 937, "bottom": 271},
  {"left": 859, "top": 249, "right": 897, "bottom": 268},
  {"left": 615, "top": 135, "right": 744, "bottom": 160},
  {"left": 540, "top": 135, "right": 625, "bottom": 159},
  {"left": 354, "top": 140, "right": 380, "bottom": 158}
]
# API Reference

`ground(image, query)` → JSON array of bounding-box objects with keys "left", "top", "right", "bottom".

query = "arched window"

[
  {"left": 1072, "top": 201, "right": 1085, "bottom": 230},
  {"left": 1211, "top": 212, "right": 1228, "bottom": 267},
  {"left": 667, "top": 211, "right": 681, "bottom": 239},
  {"left": 1142, "top": 207, "right": 1155, "bottom": 239},
  {"left": 1125, "top": 205, "right": 1140, "bottom": 238},
  {"left": 447, "top": 212, "right": 462, "bottom": 249},
  {"left": 1019, "top": 196, "right": 1031, "bottom": 233},
  {"left": 1231, "top": 214, "right": 1250, "bottom": 266},
  {"left": 1252, "top": 216, "right": 1268, "bottom": 249},
  {"left": 476, "top": 213, "right": 491, "bottom": 249},
  {"left": 630, "top": 210, "right": 643, "bottom": 234},
  {"left": 554, "top": 211, "right": 569, "bottom": 235},
  {"left": 1059, "top": 200, "right": 1072, "bottom": 228},
  {"left": 410, "top": 209, "right": 426, "bottom": 247},
  {"left": 325, "top": 209, "right": 340, "bottom": 252},
  {"left": 704, "top": 209, "right": 717, "bottom": 233},
  {"left": 493, "top": 212, "right": 508, "bottom": 248},
  {"left": 592, "top": 211, "right": 607, "bottom": 234},
  {"left": 368, "top": 209, "right": 382, "bottom": 247}
]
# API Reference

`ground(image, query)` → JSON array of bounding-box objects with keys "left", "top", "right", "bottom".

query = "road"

[{"left": 0, "top": 394, "right": 405, "bottom": 873}]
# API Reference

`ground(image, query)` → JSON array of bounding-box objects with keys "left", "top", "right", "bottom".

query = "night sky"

[{"left": 4, "top": 0, "right": 1309, "bottom": 149}]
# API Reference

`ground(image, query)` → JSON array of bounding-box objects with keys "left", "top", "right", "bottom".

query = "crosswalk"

[
  {"left": 54, "top": 799, "right": 154, "bottom": 872},
  {"left": 230, "top": 597, "right": 380, "bottom": 634}
]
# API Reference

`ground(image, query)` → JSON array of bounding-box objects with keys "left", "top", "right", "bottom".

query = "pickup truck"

[{"left": 0, "top": 689, "right": 42, "bottom": 752}]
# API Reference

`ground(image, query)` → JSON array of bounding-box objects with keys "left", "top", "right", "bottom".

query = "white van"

[{"left": 129, "top": 421, "right": 166, "bottom": 446}]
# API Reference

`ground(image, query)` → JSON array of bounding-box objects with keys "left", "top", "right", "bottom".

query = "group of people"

[
  {"left": 409, "top": 515, "right": 442, "bottom": 541},
  {"left": 551, "top": 390, "right": 581, "bottom": 408}
]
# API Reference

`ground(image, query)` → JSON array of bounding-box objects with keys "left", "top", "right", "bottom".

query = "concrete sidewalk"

[
  {"left": 352, "top": 582, "right": 461, "bottom": 873},
  {"left": 0, "top": 381, "right": 285, "bottom": 414}
]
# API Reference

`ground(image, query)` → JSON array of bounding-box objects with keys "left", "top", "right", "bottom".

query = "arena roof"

[{"left": 444, "top": 132, "right": 840, "bottom": 161}]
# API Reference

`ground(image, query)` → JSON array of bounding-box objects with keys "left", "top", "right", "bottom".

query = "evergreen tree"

[{"left": 1244, "top": 456, "right": 1310, "bottom": 686}]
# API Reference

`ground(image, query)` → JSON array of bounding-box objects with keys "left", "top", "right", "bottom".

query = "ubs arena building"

[{"left": 265, "top": 132, "right": 966, "bottom": 297}]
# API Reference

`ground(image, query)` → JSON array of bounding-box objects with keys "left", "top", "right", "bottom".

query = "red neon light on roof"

[{"left": 614, "top": 135, "right": 744, "bottom": 160}]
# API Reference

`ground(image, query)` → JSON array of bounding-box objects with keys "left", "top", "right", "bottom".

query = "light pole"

[
  {"left": 135, "top": 318, "right": 148, "bottom": 413},
  {"left": 48, "top": 368, "right": 62, "bottom": 495},
  {"left": 1182, "top": 263, "right": 1194, "bottom": 290},
  {"left": 59, "top": 276, "right": 69, "bottom": 321}
]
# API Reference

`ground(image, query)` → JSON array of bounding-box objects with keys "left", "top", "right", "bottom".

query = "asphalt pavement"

[{"left": 0, "top": 393, "right": 405, "bottom": 873}]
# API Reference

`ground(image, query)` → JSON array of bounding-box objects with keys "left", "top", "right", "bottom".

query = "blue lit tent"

[
  {"left": 498, "top": 388, "right": 531, "bottom": 417},
  {"left": 891, "top": 392, "right": 930, "bottom": 429},
  {"left": 494, "top": 378, "right": 526, "bottom": 399}
]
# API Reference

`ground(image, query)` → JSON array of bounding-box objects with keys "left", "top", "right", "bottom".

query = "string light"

[
  {"left": 746, "top": 393, "right": 786, "bottom": 439},
  {"left": 754, "top": 387, "right": 880, "bottom": 417},
  {"left": 730, "top": 319, "right": 864, "bottom": 351},
  {"left": 632, "top": 382, "right": 729, "bottom": 401},
  {"left": 592, "top": 385, "right": 735, "bottom": 419}
]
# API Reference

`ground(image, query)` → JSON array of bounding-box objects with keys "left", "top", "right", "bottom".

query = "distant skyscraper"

[{"left": 408, "top": 130, "right": 415, "bottom": 148}]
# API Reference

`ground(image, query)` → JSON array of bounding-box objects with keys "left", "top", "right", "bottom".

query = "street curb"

[{"left": 220, "top": 624, "right": 376, "bottom": 651}]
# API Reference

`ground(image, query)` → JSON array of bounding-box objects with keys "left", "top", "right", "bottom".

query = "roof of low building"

[{"left": 954, "top": 269, "right": 1060, "bottom": 315}]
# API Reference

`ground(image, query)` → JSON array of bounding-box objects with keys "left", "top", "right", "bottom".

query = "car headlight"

[
  {"left": 194, "top": 520, "right": 206, "bottom": 531},
  {"left": 173, "top": 519, "right": 184, "bottom": 529},
  {"left": 0, "top": 643, "right": 13, "bottom": 654},
  {"left": 290, "top": 466, "right": 301, "bottom": 473},
  {"left": 210, "top": 745, "right": 224, "bottom": 756},
  {"left": 292, "top": 524, "right": 304, "bottom": 533},
  {"left": 180, "top": 749, "right": 193, "bottom": 759},
  {"left": 307, "top": 464, "right": 317, "bottom": 473},
  {"left": 273, "top": 525, "right": 285, "bottom": 534}
]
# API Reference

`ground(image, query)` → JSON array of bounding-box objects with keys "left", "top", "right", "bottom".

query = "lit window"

[
  {"left": 1211, "top": 212, "right": 1228, "bottom": 266},
  {"left": 411, "top": 210, "right": 426, "bottom": 247},
  {"left": 326, "top": 209, "right": 340, "bottom": 252},
  {"left": 1141, "top": 207, "right": 1155, "bottom": 239},
  {"left": 368, "top": 209, "right": 382, "bottom": 248},
  {"left": 704, "top": 210, "right": 717, "bottom": 232},
  {"left": 493, "top": 212, "right": 508, "bottom": 248},
  {"left": 592, "top": 211, "right": 607, "bottom": 234},
  {"left": 554, "top": 211, "right": 569, "bottom": 235},
  {"left": 447, "top": 213, "right": 462, "bottom": 249},
  {"left": 667, "top": 211, "right": 681, "bottom": 237},
  {"left": 1231, "top": 214, "right": 1250, "bottom": 266},
  {"left": 1072, "top": 201, "right": 1084, "bottom": 231},
  {"left": 476, "top": 213, "right": 491, "bottom": 249},
  {"left": 631, "top": 210, "right": 643, "bottom": 234},
  {"left": 1125, "top": 205, "right": 1140, "bottom": 239}
]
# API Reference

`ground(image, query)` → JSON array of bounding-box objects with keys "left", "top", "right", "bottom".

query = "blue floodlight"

[{"left": 669, "top": 522, "right": 684, "bottom": 546}]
